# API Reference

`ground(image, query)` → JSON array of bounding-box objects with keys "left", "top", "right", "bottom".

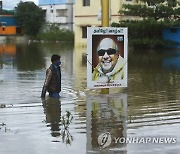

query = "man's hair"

[{"left": 51, "top": 54, "right": 60, "bottom": 63}]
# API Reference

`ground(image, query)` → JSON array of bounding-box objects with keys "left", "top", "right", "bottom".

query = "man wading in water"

[{"left": 41, "top": 54, "right": 61, "bottom": 99}]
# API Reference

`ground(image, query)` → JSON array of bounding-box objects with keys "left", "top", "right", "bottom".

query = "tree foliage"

[
  {"left": 15, "top": 2, "right": 45, "bottom": 36},
  {"left": 112, "top": 0, "right": 180, "bottom": 48},
  {"left": 121, "top": 2, "right": 179, "bottom": 20},
  {"left": 0, "top": 9, "right": 14, "bottom": 15}
]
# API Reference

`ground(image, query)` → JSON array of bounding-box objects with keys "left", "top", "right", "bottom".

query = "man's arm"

[{"left": 41, "top": 69, "right": 52, "bottom": 98}]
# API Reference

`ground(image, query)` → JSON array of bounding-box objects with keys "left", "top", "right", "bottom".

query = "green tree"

[
  {"left": 121, "top": 0, "right": 179, "bottom": 21},
  {"left": 112, "top": 0, "right": 180, "bottom": 48},
  {"left": 15, "top": 2, "right": 45, "bottom": 36},
  {"left": 0, "top": 9, "right": 14, "bottom": 15}
]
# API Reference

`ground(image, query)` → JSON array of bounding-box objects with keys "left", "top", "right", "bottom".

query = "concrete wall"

[
  {"left": 74, "top": 0, "right": 137, "bottom": 47},
  {"left": 0, "top": 15, "right": 21, "bottom": 35},
  {"left": 39, "top": 0, "right": 74, "bottom": 31},
  {"left": 0, "top": 26, "right": 16, "bottom": 35},
  {"left": 0, "top": 15, "right": 18, "bottom": 26}
]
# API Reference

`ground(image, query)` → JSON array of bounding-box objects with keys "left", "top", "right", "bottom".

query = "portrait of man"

[
  {"left": 92, "top": 37, "right": 125, "bottom": 82},
  {"left": 87, "top": 27, "right": 128, "bottom": 89}
]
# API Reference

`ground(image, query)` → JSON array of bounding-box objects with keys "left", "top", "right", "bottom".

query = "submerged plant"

[
  {"left": 0, "top": 123, "right": 7, "bottom": 132},
  {"left": 60, "top": 111, "right": 73, "bottom": 144},
  {"left": 61, "top": 111, "right": 73, "bottom": 130}
]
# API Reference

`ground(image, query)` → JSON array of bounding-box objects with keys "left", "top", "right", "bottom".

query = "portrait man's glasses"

[{"left": 97, "top": 48, "right": 117, "bottom": 56}]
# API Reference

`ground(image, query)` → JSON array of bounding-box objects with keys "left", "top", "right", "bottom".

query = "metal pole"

[
  {"left": 101, "top": 0, "right": 110, "bottom": 94},
  {"left": 101, "top": 0, "right": 109, "bottom": 27}
]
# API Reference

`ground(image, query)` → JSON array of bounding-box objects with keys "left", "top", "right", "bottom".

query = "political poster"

[{"left": 87, "top": 27, "right": 128, "bottom": 89}]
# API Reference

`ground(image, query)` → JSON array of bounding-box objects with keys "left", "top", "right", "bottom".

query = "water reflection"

[
  {"left": 0, "top": 44, "right": 16, "bottom": 68},
  {"left": 42, "top": 97, "right": 73, "bottom": 144},
  {"left": 127, "top": 49, "right": 180, "bottom": 94},
  {"left": 86, "top": 93, "right": 127, "bottom": 153},
  {"left": 74, "top": 47, "right": 87, "bottom": 90},
  {"left": 1, "top": 42, "right": 180, "bottom": 154},
  {"left": 163, "top": 51, "right": 180, "bottom": 71},
  {"left": 0, "top": 43, "right": 45, "bottom": 70},
  {"left": 42, "top": 98, "right": 61, "bottom": 137},
  {"left": 16, "top": 44, "right": 45, "bottom": 71}
]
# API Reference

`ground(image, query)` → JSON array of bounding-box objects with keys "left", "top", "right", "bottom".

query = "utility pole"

[
  {"left": 101, "top": 0, "right": 109, "bottom": 27},
  {"left": 0, "top": 1, "right": 2, "bottom": 13},
  {"left": 101, "top": 0, "right": 110, "bottom": 94}
]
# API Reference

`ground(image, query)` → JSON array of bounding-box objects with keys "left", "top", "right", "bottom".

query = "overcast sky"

[{"left": 2, "top": 0, "right": 38, "bottom": 10}]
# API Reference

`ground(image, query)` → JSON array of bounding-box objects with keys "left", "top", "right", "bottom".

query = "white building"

[{"left": 38, "top": 0, "right": 74, "bottom": 31}]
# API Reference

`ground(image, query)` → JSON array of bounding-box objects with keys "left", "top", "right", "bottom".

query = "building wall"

[
  {"left": 0, "top": 26, "right": 16, "bottom": 35},
  {"left": 39, "top": 0, "right": 74, "bottom": 31},
  {"left": 0, "top": 15, "right": 21, "bottom": 35},
  {"left": 74, "top": 0, "right": 137, "bottom": 47},
  {"left": 163, "top": 28, "right": 180, "bottom": 48},
  {"left": 0, "top": 15, "right": 18, "bottom": 26}
]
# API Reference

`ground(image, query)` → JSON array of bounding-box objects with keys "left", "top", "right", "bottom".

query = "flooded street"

[{"left": 0, "top": 43, "right": 180, "bottom": 154}]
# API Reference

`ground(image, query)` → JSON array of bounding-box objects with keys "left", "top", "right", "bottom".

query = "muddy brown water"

[{"left": 0, "top": 43, "right": 180, "bottom": 154}]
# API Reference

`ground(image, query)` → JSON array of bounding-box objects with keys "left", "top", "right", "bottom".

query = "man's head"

[
  {"left": 97, "top": 38, "right": 119, "bottom": 74},
  {"left": 51, "top": 54, "right": 61, "bottom": 66}
]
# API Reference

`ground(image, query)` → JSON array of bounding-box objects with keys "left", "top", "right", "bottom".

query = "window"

[
  {"left": 82, "top": 27, "right": 87, "bottom": 38},
  {"left": 51, "top": 10, "right": 53, "bottom": 13},
  {"left": 83, "top": 0, "right": 90, "bottom": 6},
  {"left": 56, "top": 9, "right": 67, "bottom": 17}
]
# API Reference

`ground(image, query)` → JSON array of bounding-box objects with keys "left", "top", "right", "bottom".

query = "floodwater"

[{"left": 0, "top": 43, "right": 180, "bottom": 154}]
